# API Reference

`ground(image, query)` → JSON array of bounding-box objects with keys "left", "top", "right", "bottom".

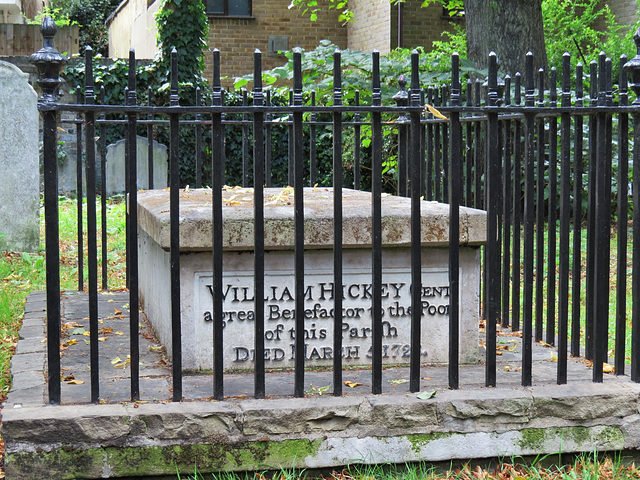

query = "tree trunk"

[
  {"left": 21, "top": 0, "right": 41, "bottom": 20},
  {"left": 464, "top": 0, "right": 548, "bottom": 79}
]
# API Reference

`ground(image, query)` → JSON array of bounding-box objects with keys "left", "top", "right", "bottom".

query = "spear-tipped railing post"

[
  {"left": 29, "top": 17, "right": 67, "bottom": 405},
  {"left": 394, "top": 75, "right": 410, "bottom": 196},
  {"left": 625, "top": 29, "right": 640, "bottom": 382}
]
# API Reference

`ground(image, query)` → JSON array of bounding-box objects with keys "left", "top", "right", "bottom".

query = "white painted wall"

[
  {"left": 0, "top": 0, "right": 25, "bottom": 23},
  {"left": 108, "top": 0, "right": 160, "bottom": 59}
]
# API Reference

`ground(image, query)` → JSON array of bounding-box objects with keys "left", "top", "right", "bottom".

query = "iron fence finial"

[
  {"left": 393, "top": 75, "right": 408, "bottom": 104},
  {"left": 482, "top": 51, "right": 505, "bottom": 106},
  {"left": 393, "top": 75, "right": 409, "bottom": 122},
  {"left": 623, "top": 27, "right": 640, "bottom": 104},
  {"left": 29, "top": 16, "right": 67, "bottom": 104}
]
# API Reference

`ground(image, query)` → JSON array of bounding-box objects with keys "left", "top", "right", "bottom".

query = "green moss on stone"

[
  {"left": 6, "top": 448, "right": 106, "bottom": 480},
  {"left": 6, "top": 438, "right": 323, "bottom": 479},
  {"left": 407, "top": 432, "right": 455, "bottom": 454},
  {"left": 518, "top": 426, "right": 624, "bottom": 452},
  {"left": 519, "top": 428, "right": 547, "bottom": 451},
  {"left": 264, "top": 437, "right": 322, "bottom": 466},
  {"left": 594, "top": 425, "right": 625, "bottom": 447}
]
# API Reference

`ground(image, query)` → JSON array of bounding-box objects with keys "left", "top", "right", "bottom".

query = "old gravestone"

[
  {"left": 0, "top": 60, "right": 39, "bottom": 252},
  {"left": 106, "top": 135, "right": 168, "bottom": 195}
]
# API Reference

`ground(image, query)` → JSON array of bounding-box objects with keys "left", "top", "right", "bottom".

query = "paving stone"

[{"left": 9, "top": 352, "right": 44, "bottom": 374}]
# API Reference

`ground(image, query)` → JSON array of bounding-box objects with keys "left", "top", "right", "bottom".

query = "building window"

[{"left": 205, "top": 0, "right": 251, "bottom": 16}]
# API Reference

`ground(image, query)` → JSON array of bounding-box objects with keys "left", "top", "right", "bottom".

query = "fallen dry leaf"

[
  {"left": 63, "top": 321, "right": 84, "bottom": 329},
  {"left": 66, "top": 379, "right": 85, "bottom": 385},
  {"left": 499, "top": 330, "right": 523, "bottom": 338},
  {"left": 425, "top": 103, "right": 449, "bottom": 120},
  {"left": 496, "top": 341, "right": 518, "bottom": 352},
  {"left": 389, "top": 379, "right": 409, "bottom": 385},
  {"left": 343, "top": 381, "right": 364, "bottom": 388}
]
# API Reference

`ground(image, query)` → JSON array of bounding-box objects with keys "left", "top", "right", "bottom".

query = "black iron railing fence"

[{"left": 30, "top": 16, "right": 640, "bottom": 405}]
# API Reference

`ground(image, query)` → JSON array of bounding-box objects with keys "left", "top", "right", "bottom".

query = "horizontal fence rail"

[{"left": 30, "top": 17, "right": 640, "bottom": 404}]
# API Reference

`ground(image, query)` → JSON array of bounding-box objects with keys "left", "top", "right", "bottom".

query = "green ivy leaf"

[{"left": 414, "top": 390, "right": 437, "bottom": 400}]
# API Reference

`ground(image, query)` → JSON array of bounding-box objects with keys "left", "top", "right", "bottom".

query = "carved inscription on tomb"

[{"left": 195, "top": 268, "right": 451, "bottom": 369}]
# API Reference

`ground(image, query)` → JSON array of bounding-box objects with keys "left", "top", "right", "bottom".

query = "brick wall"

[
  {"left": 204, "top": 0, "right": 347, "bottom": 83},
  {"left": 347, "top": 0, "right": 391, "bottom": 53},
  {"left": 390, "top": 1, "right": 464, "bottom": 51}
]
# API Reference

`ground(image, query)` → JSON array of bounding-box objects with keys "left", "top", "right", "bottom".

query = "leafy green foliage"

[
  {"left": 424, "top": 23, "right": 466, "bottom": 72},
  {"left": 290, "top": 0, "right": 640, "bottom": 82},
  {"left": 42, "top": 0, "right": 121, "bottom": 55},
  {"left": 542, "top": 0, "right": 640, "bottom": 79},
  {"left": 418, "top": 0, "right": 463, "bottom": 13},
  {"left": 288, "top": 0, "right": 464, "bottom": 23},
  {"left": 64, "top": 57, "right": 159, "bottom": 106},
  {"left": 233, "top": 41, "right": 483, "bottom": 192},
  {"left": 63, "top": 57, "right": 160, "bottom": 147},
  {"left": 234, "top": 40, "right": 483, "bottom": 102},
  {"left": 155, "top": 0, "right": 209, "bottom": 105},
  {"left": 289, "top": 0, "right": 352, "bottom": 24},
  {"left": 27, "top": 5, "right": 77, "bottom": 28},
  {"left": 63, "top": 0, "right": 213, "bottom": 186}
]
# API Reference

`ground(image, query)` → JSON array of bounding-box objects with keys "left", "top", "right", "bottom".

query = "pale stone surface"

[
  {"left": 0, "top": 60, "right": 39, "bottom": 252},
  {"left": 240, "top": 397, "right": 362, "bottom": 435},
  {"left": 137, "top": 187, "right": 487, "bottom": 251},
  {"left": 532, "top": 383, "right": 639, "bottom": 420},
  {"left": 4, "top": 382, "right": 640, "bottom": 479},
  {"left": 106, "top": 135, "right": 168, "bottom": 195},
  {"left": 137, "top": 189, "right": 485, "bottom": 371},
  {"left": 367, "top": 395, "right": 439, "bottom": 431}
]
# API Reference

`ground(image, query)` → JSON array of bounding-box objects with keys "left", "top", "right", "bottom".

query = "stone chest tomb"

[{"left": 137, "top": 187, "right": 486, "bottom": 371}]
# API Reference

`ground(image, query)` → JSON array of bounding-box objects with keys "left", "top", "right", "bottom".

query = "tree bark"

[
  {"left": 21, "top": 0, "right": 41, "bottom": 20},
  {"left": 464, "top": 0, "right": 548, "bottom": 79}
]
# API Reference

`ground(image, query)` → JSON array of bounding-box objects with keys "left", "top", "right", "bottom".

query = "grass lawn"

[
  {"left": 176, "top": 454, "right": 640, "bottom": 480},
  {"left": 0, "top": 197, "right": 126, "bottom": 478},
  {"left": 0, "top": 197, "right": 639, "bottom": 479}
]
